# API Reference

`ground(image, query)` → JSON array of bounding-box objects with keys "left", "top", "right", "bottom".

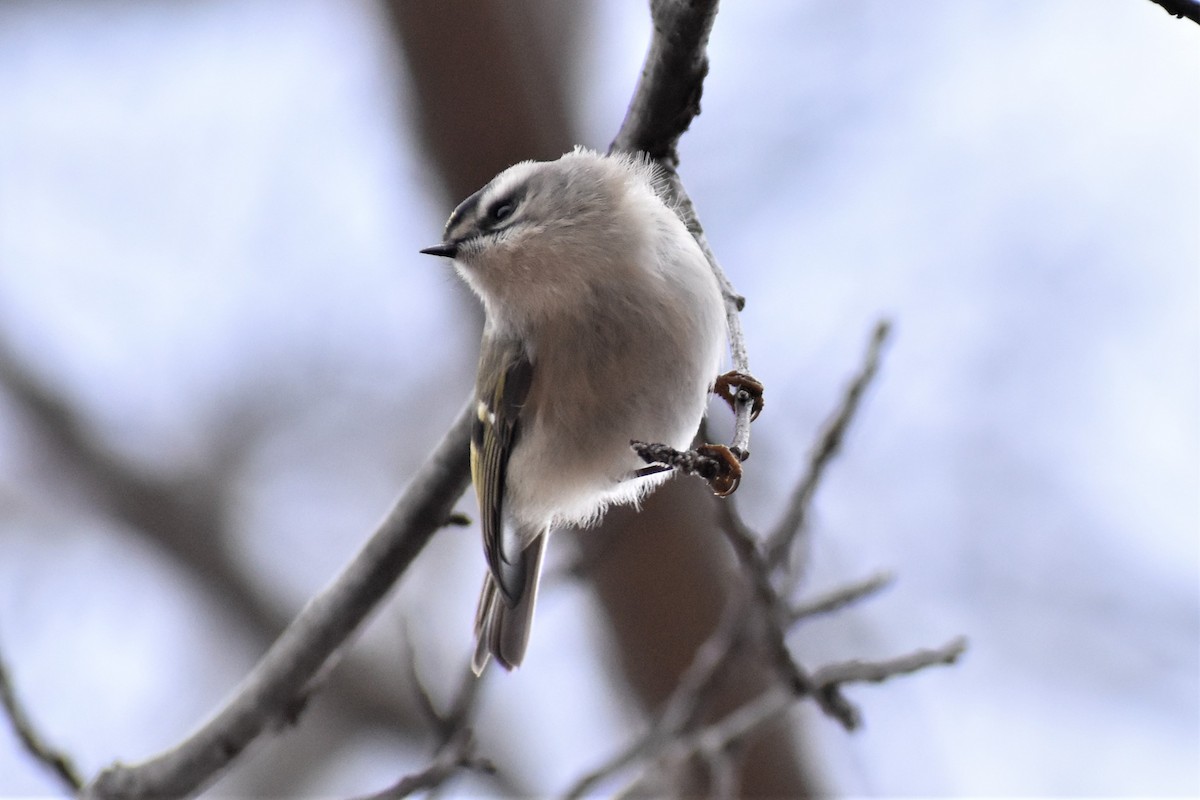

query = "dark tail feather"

[{"left": 472, "top": 534, "right": 548, "bottom": 675}]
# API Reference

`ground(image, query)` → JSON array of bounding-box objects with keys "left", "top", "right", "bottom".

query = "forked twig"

[
  {"left": 712, "top": 496, "right": 859, "bottom": 730},
  {"left": 567, "top": 316, "right": 966, "bottom": 796},
  {"left": 663, "top": 637, "right": 966, "bottom": 771},
  {"left": 765, "top": 319, "right": 891, "bottom": 567}
]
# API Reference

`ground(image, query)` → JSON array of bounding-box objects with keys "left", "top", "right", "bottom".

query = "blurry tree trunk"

[
  {"left": 387, "top": 1, "right": 816, "bottom": 795},
  {"left": 385, "top": 0, "right": 582, "bottom": 202},
  {"left": 581, "top": 479, "right": 819, "bottom": 798}
]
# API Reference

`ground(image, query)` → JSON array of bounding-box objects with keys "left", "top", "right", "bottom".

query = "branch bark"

[
  {"left": 663, "top": 636, "right": 967, "bottom": 775},
  {"left": 1145, "top": 0, "right": 1200, "bottom": 25},
  {"left": 351, "top": 729, "right": 492, "bottom": 800},
  {"left": 0, "top": 336, "right": 425, "bottom": 742},
  {"left": 611, "top": 0, "right": 719, "bottom": 166}
]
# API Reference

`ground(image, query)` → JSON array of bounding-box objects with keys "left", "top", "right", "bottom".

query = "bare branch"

[
  {"left": 1145, "top": 0, "right": 1200, "bottom": 25},
  {"left": 399, "top": 620, "right": 481, "bottom": 748},
  {"left": 811, "top": 637, "right": 969, "bottom": 689},
  {"left": 667, "top": 686, "right": 793, "bottom": 771},
  {"left": 571, "top": 321, "right": 963, "bottom": 794},
  {"left": 655, "top": 179, "right": 759, "bottom": 463},
  {"left": 68, "top": 2, "right": 754, "bottom": 795},
  {"left": 765, "top": 319, "right": 891, "bottom": 567},
  {"left": 563, "top": 601, "right": 747, "bottom": 799},
  {"left": 352, "top": 728, "right": 493, "bottom": 800},
  {"left": 790, "top": 572, "right": 895, "bottom": 623},
  {"left": 712, "top": 497, "right": 860, "bottom": 730},
  {"left": 83, "top": 403, "right": 474, "bottom": 800},
  {"left": 0, "top": 653, "right": 84, "bottom": 793},
  {"left": 612, "top": 0, "right": 761, "bottom": 480},
  {"left": 0, "top": 335, "right": 437, "bottom": 745},
  {"left": 660, "top": 637, "right": 967, "bottom": 776}
]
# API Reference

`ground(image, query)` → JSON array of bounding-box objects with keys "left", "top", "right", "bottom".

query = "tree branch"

[
  {"left": 351, "top": 728, "right": 493, "bottom": 800},
  {"left": 661, "top": 636, "right": 967, "bottom": 774},
  {"left": 562, "top": 601, "right": 748, "bottom": 799},
  {"left": 0, "top": 653, "right": 84, "bottom": 793},
  {"left": 611, "top": 0, "right": 719, "bottom": 166},
  {"left": 353, "top": 629, "right": 517, "bottom": 799},
  {"left": 567, "top": 311, "right": 963, "bottom": 794},
  {"left": 766, "top": 319, "right": 890, "bottom": 567},
  {"left": 83, "top": 403, "right": 473, "bottom": 799},
  {"left": 1145, "top": 0, "right": 1200, "bottom": 25},
  {"left": 713, "top": 495, "right": 859, "bottom": 730},
  {"left": 568, "top": 616, "right": 967, "bottom": 797},
  {"left": 75, "top": 2, "right": 746, "bottom": 796},
  {"left": 790, "top": 571, "right": 894, "bottom": 623},
  {"left": 613, "top": 0, "right": 761, "bottom": 479},
  {"left": 810, "top": 638, "right": 969, "bottom": 689},
  {"left": 668, "top": 638, "right": 967, "bottom": 783},
  {"left": 0, "top": 336, "right": 424, "bottom": 740}
]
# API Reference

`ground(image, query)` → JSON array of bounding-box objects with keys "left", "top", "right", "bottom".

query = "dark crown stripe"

[{"left": 444, "top": 188, "right": 484, "bottom": 239}]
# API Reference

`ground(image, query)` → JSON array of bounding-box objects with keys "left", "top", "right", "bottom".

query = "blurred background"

[{"left": 1, "top": 0, "right": 1196, "bottom": 796}]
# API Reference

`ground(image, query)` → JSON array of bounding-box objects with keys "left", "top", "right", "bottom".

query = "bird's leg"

[{"left": 630, "top": 440, "right": 743, "bottom": 497}]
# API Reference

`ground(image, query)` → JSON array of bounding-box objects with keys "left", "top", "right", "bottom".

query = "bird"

[{"left": 421, "top": 147, "right": 728, "bottom": 674}]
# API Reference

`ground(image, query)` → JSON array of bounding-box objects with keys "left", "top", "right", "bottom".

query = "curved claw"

[
  {"left": 696, "top": 443, "right": 742, "bottom": 497},
  {"left": 714, "top": 370, "right": 765, "bottom": 421}
]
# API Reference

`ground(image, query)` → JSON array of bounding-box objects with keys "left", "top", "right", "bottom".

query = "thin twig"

[
  {"left": 84, "top": 402, "right": 475, "bottom": 800},
  {"left": 562, "top": 600, "right": 747, "bottom": 800},
  {"left": 810, "top": 637, "right": 969, "bottom": 689},
  {"left": 666, "top": 686, "right": 793, "bottom": 772},
  {"left": 790, "top": 572, "right": 895, "bottom": 623},
  {"left": 0, "top": 335, "right": 425, "bottom": 735},
  {"left": 658, "top": 637, "right": 968, "bottom": 774},
  {"left": 765, "top": 319, "right": 891, "bottom": 567},
  {"left": 631, "top": 440, "right": 742, "bottom": 496},
  {"left": 400, "top": 631, "right": 449, "bottom": 744},
  {"left": 594, "top": 687, "right": 792, "bottom": 799},
  {"left": 352, "top": 728, "right": 493, "bottom": 800},
  {"left": 399, "top": 618, "right": 481, "bottom": 747},
  {"left": 686, "top": 190, "right": 758, "bottom": 462},
  {"left": 0, "top": 652, "right": 84, "bottom": 792},
  {"left": 712, "top": 497, "right": 860, "bottom": 730}
]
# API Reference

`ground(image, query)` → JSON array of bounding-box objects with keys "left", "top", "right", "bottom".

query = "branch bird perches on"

[{"left": 80, "top": 1, "right": 751, "bottom": 797}]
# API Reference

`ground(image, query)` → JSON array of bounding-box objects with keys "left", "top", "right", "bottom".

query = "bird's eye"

[{"left": 487, "top": 198, "right": 516, "bottom": 224}]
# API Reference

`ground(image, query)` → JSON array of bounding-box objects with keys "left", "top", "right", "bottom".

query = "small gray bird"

[{"left": 422, "top": 148, "right": 727, "bottom": 674}]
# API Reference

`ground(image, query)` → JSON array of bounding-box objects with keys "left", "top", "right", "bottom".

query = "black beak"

[{"left": 420, "top": 242, "right": 458, "bottom": 258}]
